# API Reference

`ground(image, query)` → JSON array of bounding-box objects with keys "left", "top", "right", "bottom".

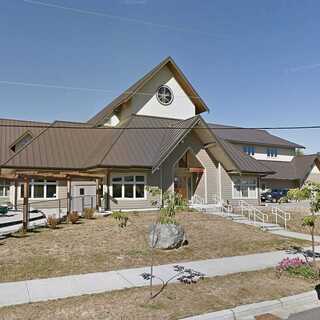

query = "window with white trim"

[
  {"left": 111, "top": 175, "right": 146, "bottom": 199},
  {"left": 0, "top": 180, "right": 10, "bottom": 197},
  {"left": 267, "top": 148, "right": 278, "bottom": 158},
  {"left": 232, "top": 177, "right": 257, "bottom": 199},
  {"left": 243, "top": 145, "right": 255, "bottom": 156},
  {"left": 20, "top": 180, "right": 57, "bottom": 199}
]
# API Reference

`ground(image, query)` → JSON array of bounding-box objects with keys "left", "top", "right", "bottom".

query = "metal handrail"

[
  {"left": 191, "top": 194, "right": 205, "bottom": 205},
  {"left": 271, "top": 206, "right": 291, "bottom": 229},
  {"left": 221, "top": 202, "right": 233, "bottom": 216},
  {"left": 239, "top": 200, "right": 268, "bottom": 229}
]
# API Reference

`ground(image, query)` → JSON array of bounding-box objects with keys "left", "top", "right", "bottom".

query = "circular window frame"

[{"left": 156, "top": 85, "right": 174, "bottom": 106}]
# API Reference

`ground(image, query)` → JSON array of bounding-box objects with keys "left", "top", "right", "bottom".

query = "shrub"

[
  {"left": 68, "top": 211, "right": 80, "bottom": 224},
  {"left": 159, "top": 208, "right": 177, "bottom": 224},
  {"left": 279, "top": 196, "right": 289, "bottom": 203},
  {"left": 83, "top": 208, "right": 95, "bottom": 219},
  {"left": 47, "top": 215, "right": 59, "bottom": 229},
  {"left": 112, "top": 211, "right": 129, "bottom": 228},
  {"left": 276, "top": 257, "right": 318, "bottom": 279}
]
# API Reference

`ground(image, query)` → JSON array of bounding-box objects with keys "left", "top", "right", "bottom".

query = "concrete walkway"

[{"left": 1, "top": 246, "right": 319, "bottom": 309}]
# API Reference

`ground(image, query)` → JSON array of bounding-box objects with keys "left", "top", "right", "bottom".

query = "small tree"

[
  {"left": 292, "top": 182, "right": 320, "bottom": 264},
  {"left": 141, "top": 265, "right": 204, "bottom": 300}
]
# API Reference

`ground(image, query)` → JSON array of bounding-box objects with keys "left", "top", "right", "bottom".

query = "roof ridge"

[
  {"left": 95, "top": 116, "right": 135, "bottom": 168},
  {"left": 0, "top": 117, "right": 50, "bottom": 124},
  {"left": 152, "top": 116, "right": 201, "bottom": 171}
]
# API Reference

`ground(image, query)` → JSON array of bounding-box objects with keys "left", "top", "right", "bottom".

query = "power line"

[
  {"left": 0, "top": 79, "right": 204, "bottom": 100},
  {"left": 0, "top": 122, "right": 320, "bottom": 130},
  {"left": 22, "top": 0, "right": 218, "bottom": 37}
]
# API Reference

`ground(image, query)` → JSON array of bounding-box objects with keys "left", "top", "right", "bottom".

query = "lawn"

[
  {"left": 0, "top": 211, "right": 308, "bottom": 282},
  {"left": 0, "top": 268, "right": 316, "bottom": 320}
]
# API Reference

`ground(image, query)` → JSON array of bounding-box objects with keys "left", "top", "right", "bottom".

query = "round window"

[{"left": 156, "top": 85, "right": 173, "bottom": 105}]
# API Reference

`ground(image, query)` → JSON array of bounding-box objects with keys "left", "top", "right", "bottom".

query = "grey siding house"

[{"left": 0, "top": 57, "right": 319, "bottom": 211}]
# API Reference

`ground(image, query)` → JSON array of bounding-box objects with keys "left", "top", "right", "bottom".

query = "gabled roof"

[
  {"left": 218, "top": 139, "right": 275, "bottom": 175},
  {"left": 210, "top": 123, "right": 305, "bottom": 149},
  {"left": 87, "top": 56, "right": 209, "bottom": 126},
  {"left": 1, "top": 115, "right": 275, "bottom": 176},
  {"left": 260, "top": 154, "right": 320, "bottom": 183}
]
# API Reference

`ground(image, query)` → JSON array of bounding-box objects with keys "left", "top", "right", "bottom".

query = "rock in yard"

[{"left": 149, "top": 223, "right": 188, "bottom": 249}]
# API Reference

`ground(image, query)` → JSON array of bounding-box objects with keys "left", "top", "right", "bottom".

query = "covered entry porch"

[{"left": 173, "top": 150, "right": 205, "bottom": 203}]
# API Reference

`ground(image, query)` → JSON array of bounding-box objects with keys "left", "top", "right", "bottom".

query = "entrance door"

[{"left": 174, "top": 176, "right": 187, "bottom": 199}]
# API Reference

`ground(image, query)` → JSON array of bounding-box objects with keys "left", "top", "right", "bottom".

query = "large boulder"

[{"left": 149, "top": 223, "right": 188, "bottom": 250}]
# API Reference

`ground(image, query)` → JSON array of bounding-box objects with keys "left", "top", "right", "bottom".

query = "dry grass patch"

[
  {"left": 0, "top": 212, "right": 308, "bottom": 282},
  {"left": 0, "top": 268, "right": 316, "bottom": 320}
]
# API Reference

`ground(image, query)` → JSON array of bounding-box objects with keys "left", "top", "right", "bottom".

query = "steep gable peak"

[{"left": 88, "top": 56, "right": 208, "bottom": 126}]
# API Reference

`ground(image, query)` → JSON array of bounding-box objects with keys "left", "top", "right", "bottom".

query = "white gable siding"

[
  {"left": 234, "top": 144, "right": 294, "bottom": 162},
  {"left": 133, "top": 66, "right": 196, "bottom": 120},
  {"left": 306, "top": 164, "right": 320, "bottom": 184}
]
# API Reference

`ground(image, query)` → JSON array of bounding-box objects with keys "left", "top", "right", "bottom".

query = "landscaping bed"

[
  {"left": 0, "top": 268, "right": 316, "bottom": 320},
  {"left": 0, "top": 212, "right": 308, "bottom": 282}
]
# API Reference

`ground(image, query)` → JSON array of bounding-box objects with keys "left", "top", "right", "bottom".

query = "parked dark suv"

[{"left": 261, "top": 189, "right": 288, "bottom": 203}]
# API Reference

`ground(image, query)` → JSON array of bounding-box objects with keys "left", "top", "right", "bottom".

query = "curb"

[{"left": 182, "top": 290, "right": 319, "bottom": 320}]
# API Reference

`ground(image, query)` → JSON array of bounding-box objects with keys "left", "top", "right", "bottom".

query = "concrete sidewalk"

[
  {"left": 182, "top": 290, "right": 320, "bottom": 320},
  {"left": 1, "top": 247, "right": 319, "bottom": 309}
]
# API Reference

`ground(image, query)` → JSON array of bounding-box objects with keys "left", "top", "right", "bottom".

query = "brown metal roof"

[
  {"left": 0, "top": 115, "right": 276, "bottom": 175},
  {"left": 260, "top": 154, "right": 320, "bottom": 182},
  {"left": 0, "top": 119, "right": 49, "bottom": 166},
  {"left": 217, "top": 139, "right": 275, "bottom": 175},
  {"left": 210, "top": 123, "right": 304, "bottom": 149},
  {"left": 87, "top": 56, "right": 209, "bottom": 126}
]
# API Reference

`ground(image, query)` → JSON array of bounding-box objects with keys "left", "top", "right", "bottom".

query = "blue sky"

[{"left": 1, "top": 0, "right": 320, "bottom": 152}]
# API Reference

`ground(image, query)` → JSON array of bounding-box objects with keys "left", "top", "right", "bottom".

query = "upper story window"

[
  {"left": 267, "top": 148, "right": 278, "bottom": 158},
  {"left": 243, "top": 145, "right": 255, "bottom": 156},
  {"left": 156, "top": 85, "right": 174, "bottom": 105}
]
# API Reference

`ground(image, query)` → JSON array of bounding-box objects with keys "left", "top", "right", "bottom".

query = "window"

[
  {"left": 20, "top": 180, "right": 57, "bottom": 199},
  {"left": 0, "top": 180, "right": 10, "bottom": 197},
  {"left": 233, "top": 177, "right": 257, "bottom": 199},
  {"left": 111, "top": 175, "right": 146, "bottom": 199},
  {"left": 243, "top": 146, "right": 255, "bottom": 156},
  {"left": 156, "top": 85, "right": 174, "bottom": 105},
  {"left": 267, "top": 148, "right": 278, "bottom": 158},
  {"left": 79, "top": 188, "right": 85, "bottom": 196}
]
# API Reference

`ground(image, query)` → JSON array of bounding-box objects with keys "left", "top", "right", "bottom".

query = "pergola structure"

[{"left": 0, "top": 168, "right": 108, "bottom": 232}]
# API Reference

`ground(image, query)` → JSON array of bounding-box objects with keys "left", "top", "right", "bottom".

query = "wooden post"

[
  {"left": 67, "top": 178, "right": 72, "bottom": 215},
  {"left": 96, "top": 179, "right": 101, "bottom": 210},
  {"left": 22, "top": 176, "right": 29, "bottom": 232},
  {"left": 14, "top": 179, "right": 18, "bottom": 211},
  {"left": 106, "top": 172, "right": 110, "bottom": 211}
]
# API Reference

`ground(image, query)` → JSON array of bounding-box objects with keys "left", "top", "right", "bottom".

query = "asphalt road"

[{"left": 289, "top": 307, "right": 320, "bottom": 319}]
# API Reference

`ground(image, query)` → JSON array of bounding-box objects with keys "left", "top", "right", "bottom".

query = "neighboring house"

[{"left": 0, "top": 56, "right": 319, "bottom": 211}]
